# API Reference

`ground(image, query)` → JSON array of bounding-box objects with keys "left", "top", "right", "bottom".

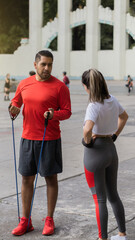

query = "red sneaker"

[
  {"left": 42, "top": 216, "right": 55, "bottom": 235},
  {"left": 12, "top": 217, "right": 34, "bottom": 236}
]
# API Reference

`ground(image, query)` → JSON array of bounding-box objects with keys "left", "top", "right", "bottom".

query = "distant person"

[
  {"left": 29, "top": 70, "right": 36, "bottom": 76},
  {"left": 4, "top": 73, "right": 10, "bottom": 101},
  {"left": 63, "top": 71, "right": 70, "bottom": 88},
  {"left": 82, "top": 69, "right": 128, "bottom": 240},
  {"left": 125, "top": 75, "right": 133, "bottom": 94}
]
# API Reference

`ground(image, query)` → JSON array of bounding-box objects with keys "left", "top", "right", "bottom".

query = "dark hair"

[
  {"left": 82, "top": 70, "right": 90, "bottom": 89},
  {"left": 35, "top": 50, "right": 53, "bottom": 62},
  {"left": 63, "top": 71, "right": 66, "bottom": 75},
  {"left": 82, "top": 69, "right": 110, "bottom": 103},
  {"left": 29, "top": 71, "right": 36, "bottom": 76}
]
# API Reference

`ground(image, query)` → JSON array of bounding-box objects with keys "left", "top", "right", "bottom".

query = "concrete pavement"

[{"left": 0, "top": 80, "right": 135, "bottom": 239}]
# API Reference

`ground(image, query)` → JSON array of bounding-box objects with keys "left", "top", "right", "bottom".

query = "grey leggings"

[{"left": 84, "top": 137, "right": 126, "bottom": 239}]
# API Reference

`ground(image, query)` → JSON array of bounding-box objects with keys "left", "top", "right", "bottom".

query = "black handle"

[{"left": 45, "top": 112, "right": 50, "bottom": 127}]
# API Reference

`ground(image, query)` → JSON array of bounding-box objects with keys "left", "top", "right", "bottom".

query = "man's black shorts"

[{"left": 18, "top": 138, "right": 62, "bottom": 177}]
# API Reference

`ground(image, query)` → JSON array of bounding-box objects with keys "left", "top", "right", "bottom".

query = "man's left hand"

[{"left": 44, "top": 108, "right": 54, "bottom": 120}]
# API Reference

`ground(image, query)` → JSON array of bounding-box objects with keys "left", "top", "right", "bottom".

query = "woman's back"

[{"left": 84, "top": 95, "right": 124, "bottom": 135}]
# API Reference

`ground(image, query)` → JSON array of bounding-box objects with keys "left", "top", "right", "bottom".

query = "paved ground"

[{"left": 0, "top": 80, "right": 135, "bottom": 239}]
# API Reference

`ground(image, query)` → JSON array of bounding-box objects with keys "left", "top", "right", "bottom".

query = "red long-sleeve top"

[{"left": 11, "top": 75, "right": 72, "bottom": 140}]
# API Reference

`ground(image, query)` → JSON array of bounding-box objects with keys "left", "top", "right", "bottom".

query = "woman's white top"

[{"left": 84, "top": 95, "right": 124, "bottom": 135}]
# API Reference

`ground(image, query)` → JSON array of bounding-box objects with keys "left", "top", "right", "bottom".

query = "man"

[
  {"left": 9, "top": 50, "right": 72, "bottom": 236},
  {"left": 62, "top": 71, "right": 70, "bottom": 88}
]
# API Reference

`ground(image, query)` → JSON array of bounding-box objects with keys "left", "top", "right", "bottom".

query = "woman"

[
  {"left": 82, "top": 69, "right": 128, "bottom": 240},
  {"left": 4, "top": 73, "right": 10, "bottom": 101}
]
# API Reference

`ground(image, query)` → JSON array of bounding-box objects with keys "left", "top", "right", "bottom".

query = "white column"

[
  {"left": 86, "top": 0, "right": 101, "bottom": 69},
  {"left": 29, "top": 0, "right": 43, "bottom": 56},
  {"left": 113, "top": 0, "right": 128, "bottom": 80},
  {"left": 58, "top": 0, "right": 72, "bottom": 78},
  {"left": 126, "top": 0, "right": 130, "bottom": 49}
]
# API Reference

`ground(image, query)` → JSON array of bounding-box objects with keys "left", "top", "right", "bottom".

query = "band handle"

[
  {"left": 45, "top": 112, "right": 50, "bottom": 127},
  {"left": 8, "top": 105, "right": 18, "bottom": 121}
]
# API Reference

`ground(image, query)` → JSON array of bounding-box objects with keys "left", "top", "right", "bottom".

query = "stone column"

[
  {"left": 86, "top": 0, "right": 101, "bottom": 69},
  {"left": 58, "top": 0, "right": 72, "bottom": 77},
  {"left": 113, "top": 0, "right": 128, "bottom": 80},
  {"left": 29, "top": 0, "right": 43, "bottom": 56},
  {"left": 126, "top": 0, "right": 130, "bottom": 49}
]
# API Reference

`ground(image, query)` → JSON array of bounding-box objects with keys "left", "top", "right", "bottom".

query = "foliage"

[
  {"left": 101, "top": 0, "right": 114, "bottom": 10},
  {"left": 43, "top": 0, "right": 57, "bottom": 26},
  {"left": 0, "top": 34, "right": 10, "bottom": 53},
  {"left": 129, "top": 0, "right": 135, "bottom": 16},
  {"left": 72, "top": 0, "right": 86, "bottom": 11},
  {"left": 49, "top": 37, "right": 57, "bottom": 51},
  {"left": 72, "top": 25, "right": 85, "bottom": 50},
  {"left": 129, "top": 34, "right": 135, "bottom": 49},
  {"left": 101, "top": 24, "right": 113, "bottom": 50},
  {"left": 0, "top": 0, "right": 29, "bottom": 53}
]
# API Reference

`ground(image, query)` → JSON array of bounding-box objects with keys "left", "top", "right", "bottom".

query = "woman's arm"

[
  {"left": 83, "top": 120, "right": 95, "bottom": 144},
  {"left": 115, "top": 111, "right": 128, "bottom": 136}
]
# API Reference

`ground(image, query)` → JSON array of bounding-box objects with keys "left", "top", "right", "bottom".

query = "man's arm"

[
  {"left": 9, "top": 83, "right": 23, "bottom": 116},
  {"left": 52, "top": 85, "right": 72, "bottom": 121}
]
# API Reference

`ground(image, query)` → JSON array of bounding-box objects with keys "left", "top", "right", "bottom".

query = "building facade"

[{"left": 0, "top": 0, "right": 135, "bottom": 81}]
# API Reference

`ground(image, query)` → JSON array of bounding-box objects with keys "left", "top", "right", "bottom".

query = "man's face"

[{"left": 34, "top": 56, "right": 53, "bottom": 80}]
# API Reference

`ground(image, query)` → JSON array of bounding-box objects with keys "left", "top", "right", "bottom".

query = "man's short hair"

[
  {"left": 35, "top": 50, "right": 53, "bottom": 63},
  {"left": 63, "top": 71, "right": 66, "bottom": 75}
]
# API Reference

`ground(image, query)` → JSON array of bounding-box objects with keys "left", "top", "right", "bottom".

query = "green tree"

[
  {"left": 72, "top": 25, "right": 85, "bottom": 50},
  {"left": 72, "top": 0, "right": 86, "bottom": 11},
  {"left": 101, "top": 0, "right": 114, "bottom": 10},
  {"left": 129, "top": 0, "right": 135, "bottom": 16},
  {"left": 101, "top": 24, "right": 113, "bottom": 50},
  {"left": 49, "top": 37, "right": 58, "bottom": 51},
  {"left": 0, "top": 0, "right": 29, "bottom": 53},
  {"left": 72, "top": 0, "right": 86, "bottom": 50},
  {"left": 0, "top": 34, "right": 10, "bottom": 53},
  {"left": 43, "top": 0, "right": 57, "bottom": 26}
]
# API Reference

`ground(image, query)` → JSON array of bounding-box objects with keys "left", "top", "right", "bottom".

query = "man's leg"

[
  {"left": 45, "top": 174, "right": 58, "bottom": 217},
  {"left": 42, "top": 174, "right": 58, "bottom": 235},
  {"left": 21, "top": 175, "right": 35, "bottom": 218},
  {"left": 12, "top": 175, "right": 35, "bottom": 235}
]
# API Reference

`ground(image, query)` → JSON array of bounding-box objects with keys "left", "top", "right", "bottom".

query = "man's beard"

[{"left": 37, "top": 70, "right": 51, "bottom": 80}]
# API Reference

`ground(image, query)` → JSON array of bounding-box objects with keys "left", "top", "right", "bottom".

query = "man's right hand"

[{"left": 9, "top": 104, "right": 20, "bottom": 115}]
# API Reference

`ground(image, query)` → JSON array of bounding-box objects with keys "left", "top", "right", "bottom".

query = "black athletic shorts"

[{"left": 18, "top": 138, "right": 62, "bottom": 177}]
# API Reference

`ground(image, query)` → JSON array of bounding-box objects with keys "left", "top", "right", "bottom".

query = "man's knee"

[
  {"left": 45, "top": 174, "right": 58, "bottom": 186},
  {"left": 22, "top": 175, "right": 35, "bottom": 186}
]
